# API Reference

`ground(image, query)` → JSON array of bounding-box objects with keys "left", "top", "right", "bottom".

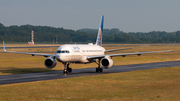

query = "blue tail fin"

[
  {"left": 3, "top": 41, "right": 6, "bottom": 51},
  {"left": 95, "top": 15, "right": 104, "bottom": 46}
]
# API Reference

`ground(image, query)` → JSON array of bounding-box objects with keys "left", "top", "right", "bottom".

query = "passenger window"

[{"left": 56, "top": 50, "right": 70, "bottom": 53}]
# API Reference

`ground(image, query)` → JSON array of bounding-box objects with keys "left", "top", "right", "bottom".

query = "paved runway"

[{"left": 0, "top": 60, "right": 180, "bottom": 85}]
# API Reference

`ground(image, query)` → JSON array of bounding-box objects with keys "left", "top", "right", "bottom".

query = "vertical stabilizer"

[
  {"left": 3, "top": 41, "right": 6, "bottom": 52},
  {"left": 95, "top": 15, "right": 104, "bottom": 46}
]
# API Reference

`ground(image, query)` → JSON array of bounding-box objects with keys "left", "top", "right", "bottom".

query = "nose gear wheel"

[{"left": 63, "top": 62, "right": 72, "bottom": 74}]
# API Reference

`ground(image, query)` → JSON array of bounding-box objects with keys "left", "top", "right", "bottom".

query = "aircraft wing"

[
  {"left": 3, "top": 41, "right": 55, "bottom": 57},
  {"left": 87, "top": 43, "right": 175, "bottom": 59},
  {"left": 87, "top": 50, "right": 173, "bottom": 60},
  {"left": 105, "top": 47, "right": 133, "bottom": 52}
]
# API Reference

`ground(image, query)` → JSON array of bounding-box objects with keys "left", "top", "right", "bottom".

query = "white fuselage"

[{"left": 55, "top": 44, "right": 105, "bottom": 63}]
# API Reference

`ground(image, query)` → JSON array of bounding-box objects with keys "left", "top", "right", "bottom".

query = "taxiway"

[{"left": 0, "top": 60, "right": 180, "bottom": 85}]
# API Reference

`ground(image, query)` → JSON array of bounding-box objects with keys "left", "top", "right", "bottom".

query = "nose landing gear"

[{"left": 63, "top": 62, "right": 72, "bottom": 74}]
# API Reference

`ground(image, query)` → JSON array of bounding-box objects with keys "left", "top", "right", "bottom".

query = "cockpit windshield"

[{"left": 56, "top": 50, "right": 70, "bottom": 53}]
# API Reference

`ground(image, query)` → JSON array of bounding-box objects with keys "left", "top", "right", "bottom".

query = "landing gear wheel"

[
  {"left": 96, "top": 68, "right": 99, "bottom": 72},
  {"left": 95, "top": 59, "right": 103, "bottom": 73},
  {"left": 63, "top": 69, "right": 69, "bottom": 74},
  {"left": 99, "top": 68, "right": 103, "bottom": 72},
  {"left": 68, "top": 68, "right": 72, "bottom": 72},
  {"left": 96, "top": 68, "right": 103, "bottom": 72}
]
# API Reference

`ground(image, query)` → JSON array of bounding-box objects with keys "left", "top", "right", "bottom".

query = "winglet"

[{"left": 3, "top": 41, "right": 6, "bottom": 52}]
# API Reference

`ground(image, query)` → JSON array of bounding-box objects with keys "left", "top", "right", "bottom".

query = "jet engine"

[
  {"left": 101, "top": 57, "right": 113, "bottom": 69},
  {"left": 44, "top": 57, "right": 57, "bottom": 69}
]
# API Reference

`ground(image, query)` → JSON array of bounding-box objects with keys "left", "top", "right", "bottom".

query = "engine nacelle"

[
  {"left": 101, "top": 57, "right": 113, "bottom": 69},
  {"left": 44, "top": 57, "right": 57, "bottom": 69}
]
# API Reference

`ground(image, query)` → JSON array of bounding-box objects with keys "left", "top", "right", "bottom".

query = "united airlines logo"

[{"left": 97, "top": 28, "right": 102, "bottom": 46}]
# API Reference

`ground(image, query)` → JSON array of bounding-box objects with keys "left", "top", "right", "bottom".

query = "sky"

[{"left": 0, "top": 0, "right": 180, "bottom": 32}]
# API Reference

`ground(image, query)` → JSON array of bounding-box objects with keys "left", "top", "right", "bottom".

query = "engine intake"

[
  {"left": 44, "top": 57, "right": 57, "bottom": 69},
  {"left": 101, "top": 57, "right": 113, "bottom": 69}
]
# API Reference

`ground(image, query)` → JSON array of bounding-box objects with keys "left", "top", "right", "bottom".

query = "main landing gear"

[
  {"left": 63, "top": 59, "right": 103, "bottom": 74},
  {"left": 95, "top": 59, "right": 103, "bottom": 73},
  {"left": 63, "top": 62, "right": 72, "bottom": 74}
]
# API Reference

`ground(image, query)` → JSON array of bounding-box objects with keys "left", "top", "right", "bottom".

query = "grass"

[
  {"left": 0, "top": 44, "right": 180, "bottom": 100},
  {"left": 0, "top": 67, "right": 180, "bottom": 101}
]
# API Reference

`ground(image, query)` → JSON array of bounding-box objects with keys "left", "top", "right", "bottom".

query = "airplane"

[{"left": 3, "top": 15, "right": 175, "bottom": 74}]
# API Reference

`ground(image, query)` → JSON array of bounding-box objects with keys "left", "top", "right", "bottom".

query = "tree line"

[{"left": 0, "top": 23, "right": 179, "bottom": 44}]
